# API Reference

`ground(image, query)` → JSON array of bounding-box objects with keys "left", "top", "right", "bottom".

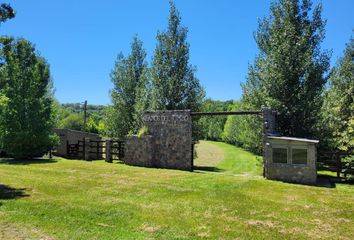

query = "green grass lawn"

[
  {"left": 0, "top": 141, "right": 353, "bottom": 239},
  {"left": 194, "top": 141, "right": 263, "bottom": 176}
]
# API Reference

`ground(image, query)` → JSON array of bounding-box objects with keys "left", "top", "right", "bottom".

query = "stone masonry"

[
  {"left": 264, "top": 136, "right": 318, "bottom": 185},
  {"left": 124, "top": 135, "right": 154, "bottom": 167},
  {"left": 124, "top": 110, "right": 192, "bottom": 171}
]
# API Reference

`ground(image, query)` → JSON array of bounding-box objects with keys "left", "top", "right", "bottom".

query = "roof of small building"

[{"left": 267, "top": 136, "right": 319, "bottom": 143}]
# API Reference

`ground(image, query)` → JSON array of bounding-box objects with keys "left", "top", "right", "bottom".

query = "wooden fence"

[
  {"left": 317, "top": 151, "right": 354, "bottom": 178},
  {"left": 66, "top": 138, "right": 125, "bottom": 162}
]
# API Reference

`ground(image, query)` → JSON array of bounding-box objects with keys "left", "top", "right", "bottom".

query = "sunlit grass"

[
  {"left": 0, "top": 141, "right": 353, "bottom": 239},
  {"left": 195, "top": 141, "right": 263, "bottom": 176}
]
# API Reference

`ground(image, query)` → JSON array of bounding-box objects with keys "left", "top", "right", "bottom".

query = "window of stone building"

[
  {"left": 292, "top": 148, "right": 308, "bottom": 164},
  {"left": 272, "top": 148, "right": 288, "bottom": 163}
]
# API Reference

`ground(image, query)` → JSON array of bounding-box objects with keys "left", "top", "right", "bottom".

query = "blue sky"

[{"left": 1, "top": 0, "right": 353, "bottom": 105}]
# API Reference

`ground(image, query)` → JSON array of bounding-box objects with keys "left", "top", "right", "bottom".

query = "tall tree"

[
  {"left": 151, "top": 0, "right": 204, "bottom": 111},
  {"left": 0, "top": 38, "right": 57, "bottom": 158},
  {"left": 322, "top": 35, "right": 354, "bottom": 151},
  {"left": 0, "top": 3, "right": 15, "bottom": 146},
  {"left": 108, "top": 36, "right": 149, "bottom": 138},
  {"left": 242, "top": 0, "right": 330, "bottom": 140}
]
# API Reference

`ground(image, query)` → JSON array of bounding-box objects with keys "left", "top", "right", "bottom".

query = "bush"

[{"left": 137, "top": 126, "right": 149, "bottom": 138}]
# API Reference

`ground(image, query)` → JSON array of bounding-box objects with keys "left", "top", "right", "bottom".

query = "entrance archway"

[{"left": 190, "top": 109, "right": 275, "bottom": 174}]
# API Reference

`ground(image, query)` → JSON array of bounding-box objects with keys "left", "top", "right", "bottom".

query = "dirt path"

[{"left": 0, "top": 220, "right": 55, "bottom": 240}]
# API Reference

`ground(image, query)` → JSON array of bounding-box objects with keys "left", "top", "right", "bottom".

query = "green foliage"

[
  {"left": 241, "top": 0, "right": 330, "bottom": 152},
  {"left": 222, "top": 101, "right": 263, "bottom": 154},
  {"left": 151, "top": 0, "right": 204, "bottom": 111},
  {"left": 61, "top": 103, "right": 106, "bottom": 115},
  {"left": 0, "top": 38, "right": 56, "bottom": 158},
  {"left": 322, "top": 35, "right": 354, "bottom": 151},
  {"left": 49, "top": 133, "right": 60, "bottom": 148},
  {"left": 196, "top": 99, "right": 233, "bottom": 141},
  {"left": 86, "top": 113, "right": 106, "bottom": 134},
  {"left": 58, "top": 113, "right": 84, "bottom": 131},
  {"left": 0, "top": 3, "right": 15, "bottom": 24},
  {"left": 53, "top": 101, "right": 107, "bottom": 135},
  {"left": 137, "top": 126, "right": 149, "bottom": 138},
  {"left": 108, "top": 36, "right": 149, "bottom": 138}
]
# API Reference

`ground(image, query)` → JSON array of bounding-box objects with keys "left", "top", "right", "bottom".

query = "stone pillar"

[
  {"left": 105, "top": 139, "right": 112, "bottom": 163},
  {"left": 262, "top": 108, "right": 277, "bottom": 177},
  {"left": 262, "top": 108, "right": 276, "bottom": 136},
  {"left": 142, "top": 110, "right": 193, "bottom": 171},
  {"left": 84, "top": 138, "right": 91, "bottom": 161}
]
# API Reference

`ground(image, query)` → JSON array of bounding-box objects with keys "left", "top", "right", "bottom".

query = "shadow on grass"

[
  {"left": 316, "top": 174, "right": 337, "bottom": 188},
  {"left": 193, "top": 165, "right": 224, "bottom": 173},
  {"left": 113, "top": 160, "right": 125, "bottom": 165},
  {"left": 0, "top": 158, "right": 57, "bottom": 165},
  {"left": 318, "top": 173, "right": 354, "bottom": 186},
  {"left": 0, "top": 184, "right": 29, "bottom": 200}
]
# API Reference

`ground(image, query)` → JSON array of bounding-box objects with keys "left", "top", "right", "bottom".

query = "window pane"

[
  {"left": 292, "top": 149, "right": 307, "bottom": 164},
  {"left": 272, "top": 148, "right": 287, "bottom": 163}
]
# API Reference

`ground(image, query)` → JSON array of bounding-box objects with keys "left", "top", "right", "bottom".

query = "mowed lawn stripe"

[{"left": 0, "top": 142, "right": 353, "bottom": 239}]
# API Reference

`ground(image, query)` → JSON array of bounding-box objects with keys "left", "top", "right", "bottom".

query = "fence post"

[
  {"left": 336, "top": 153, "right": 341, "bottom": 178},
  {"left": 66, "top": 140, "right": 69, "bottom": 156},
  {"left": 262, "top": 108, "right": 276, "bottom": 178},
  {"left": 84, "top": 138, "right": 91, "bottom": 161},
  {"left": 118, "top": 141, "right": 124, "bottom": 160},
  {"left": 191, "top": 142, "right": 194, "bottom": 172},
  {"left": 96, "top": 141, "right": 99, "bottom": 159},
  {"left": 105, "top": 140, "right": 112, "bottom": 163},
  {"left": 82, "top": 138, "right": 85, "bottom": 160}
]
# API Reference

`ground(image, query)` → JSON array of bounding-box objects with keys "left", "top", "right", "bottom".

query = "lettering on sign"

[{"left": 143, "top": 114, "right": 190, "bottom": 124}]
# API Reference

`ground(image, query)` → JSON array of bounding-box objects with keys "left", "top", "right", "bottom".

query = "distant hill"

[{"left": 61, "top": 103, "right": 107, "bottom": 115}]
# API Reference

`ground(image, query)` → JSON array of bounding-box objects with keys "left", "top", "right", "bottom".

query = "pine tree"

[
  {"left": 242, "top": 0, "right": 330, "bottom": 140},
  {"left": 0, "top": 38, "right": 57, "bottom": 159},
  {"left": 108, "top": 36, "right": 149, "bottom": 138},
  {"left": 151, "top": 0, "right": 204, "bottom": 111},
  {"left": 322, "top": 35, "right": 354, "bottom": 151}
]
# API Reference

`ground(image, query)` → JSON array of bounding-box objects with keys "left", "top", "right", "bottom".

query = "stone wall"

[
  {"left": 124, "top": 135, "right": 154, "bottom": 167},
  {"left": 124, "top": 110, "right": 193, "bottom": 171},
  {"left": 53, "top": 128, "right": 101, "bottom": 158}
]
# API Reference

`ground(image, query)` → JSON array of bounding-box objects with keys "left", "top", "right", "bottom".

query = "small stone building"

[
  {"left": 53, "top": 128, "right": 101, "bottom": 158},
  {"left": 264, "top": 136, "right": 319, "bottom": 185}
]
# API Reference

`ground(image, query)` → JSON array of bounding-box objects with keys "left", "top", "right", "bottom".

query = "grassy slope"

[
  {"left": 194, "top": 141, "right": 263, "bottom": 176},
  {"left": 0, "top": 141, "right": 353, "bottom": 240}
]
